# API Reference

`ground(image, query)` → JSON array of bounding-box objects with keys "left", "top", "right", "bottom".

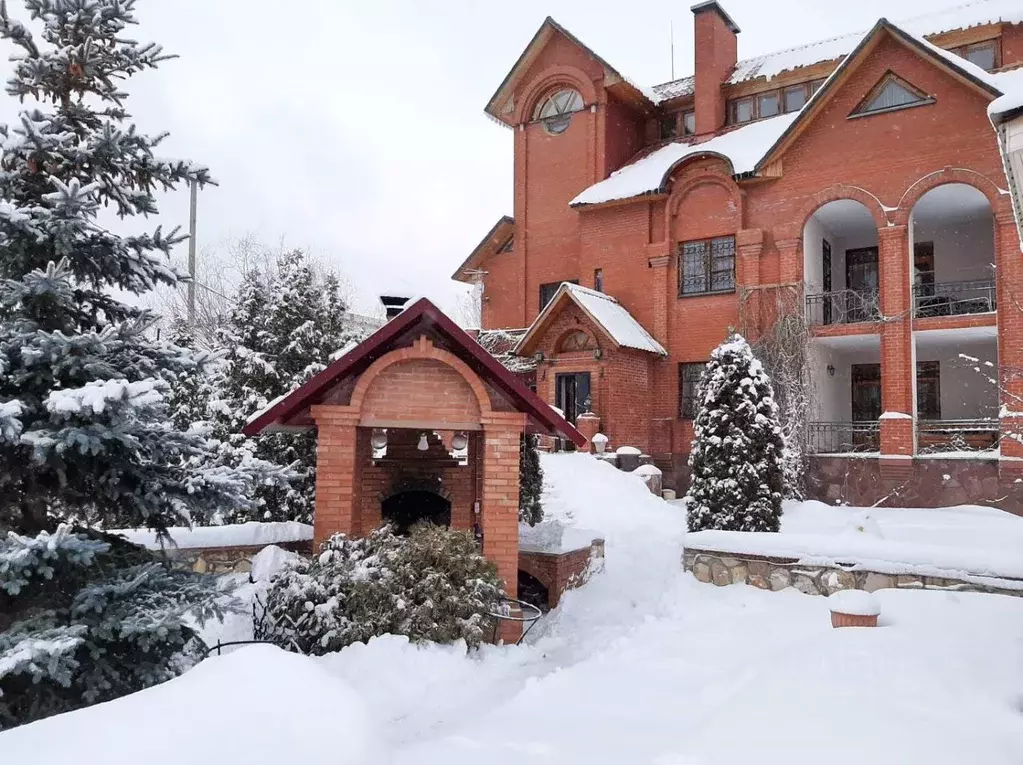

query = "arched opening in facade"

[
  {"left": 910, "top": 183, "right": 997, "bottom": 454},
  {"left": 803, "top": 199, "right": 880, "bottom": 326},
  {"left": 909, "top": 183, "right": 994, "bottom": 320},
  {"left": 803, "top": 199, "right": 882, "bottom": 455},
  {"left": 381, "top": 490, "right": 452, "bottom": 535}
]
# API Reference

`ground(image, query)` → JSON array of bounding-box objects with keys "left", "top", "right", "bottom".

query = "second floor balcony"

[{"left": 803, "top": 183, "right": 995, "bottom": 329}]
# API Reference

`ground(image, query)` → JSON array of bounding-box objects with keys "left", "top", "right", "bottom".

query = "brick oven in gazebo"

[{"left": 243, "top": 298, "right": 586, "bottom": 637}]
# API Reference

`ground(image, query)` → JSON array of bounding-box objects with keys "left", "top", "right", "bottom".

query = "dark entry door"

[
  {"left": 555, "top": 372, "right": 591, "bottom": 425},
  {"left": 851, "top": 363, "right": 881, "bottom": 450}
]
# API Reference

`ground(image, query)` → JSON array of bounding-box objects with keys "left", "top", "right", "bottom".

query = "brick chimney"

[
  {"left": 691, "top": 1, "right": 740, "bottom": 135},
  {"left": 380, "top": 295, "right": 410, "bottom": 320}
]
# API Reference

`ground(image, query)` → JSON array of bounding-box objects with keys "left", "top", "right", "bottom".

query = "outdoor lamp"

[
  {"left": 451, "top": 432, "right": 469, "bottom": 451},
  {"left": 370, "top": 429, "right": 388, "bottom": 449},
  {"left": 417, "top": 433, "right": 430, "bottom": 451}
]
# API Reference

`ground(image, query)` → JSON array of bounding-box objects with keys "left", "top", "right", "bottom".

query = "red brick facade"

[{"left": 457, "top": 5, "right": 1023, "bottom": 506}]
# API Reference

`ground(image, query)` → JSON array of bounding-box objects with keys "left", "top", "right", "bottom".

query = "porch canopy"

[{"left": 244, "top": 297, "right": 584, "bottom": 606}]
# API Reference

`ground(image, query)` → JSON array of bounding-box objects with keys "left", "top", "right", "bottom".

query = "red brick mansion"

[{"left": 453, "top": 1, "right": 1023, "bottom": 510}]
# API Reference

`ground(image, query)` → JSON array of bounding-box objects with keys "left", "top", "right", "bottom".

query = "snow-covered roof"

[
  {"left": 516, "top": 283, "right": 667, "bottom": 356},
  {"left": 651, "top": 0, "right": 1023, "bottom": 95},
  {"left": 651, "top": 75, "right": 694, "bottom": 102},
  {"left": 989, "top": 68, "right": 1023, "bottom": 119},
  {"left": 571, "top": 113, "right": 799, "bottom": 206}
]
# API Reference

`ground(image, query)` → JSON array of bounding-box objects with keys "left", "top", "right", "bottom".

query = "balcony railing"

[
  {"left": 912, "top": 278, "right": 996, "bottom": 319},
  {"left": 807, "top": 421, "right": 881, "bottom": 454},
  {"left": 805, "top": 289, "right": 881, "bottom": 326},
  {"left": 917, "top": 419, "right": 999, "bottom": 454}
]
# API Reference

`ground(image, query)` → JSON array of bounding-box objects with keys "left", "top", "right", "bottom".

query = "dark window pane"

[
  {"left": 594, "top": 268, "right": 604, "bottom": 292},
  {"left": 682, "top": 110, "right": 696, "bottom": 135},
  {"left": 660, "top": 115, "right": 679, "bottom": 140},
  {"left": 808, "top": 79, "right": 825, "bottom": 95},
  {"left": 784, "top": 84, "right": 807, "bottom": 112},
  {"left": 679, "top": 362, "right": 707, "bottom": 419},
  {"left": 758, "top": 91, "right": 780, "bottom": 118},
  {"left": 680, "top": 241, "right": 709, "bottom": 294},
  {"left": 966, "top": 41, "right": 996, "bottom": 70}
]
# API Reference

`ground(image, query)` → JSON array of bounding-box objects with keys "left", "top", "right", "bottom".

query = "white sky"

[{"left": 0, "top": 0, "right": 955, "bottom": 315}]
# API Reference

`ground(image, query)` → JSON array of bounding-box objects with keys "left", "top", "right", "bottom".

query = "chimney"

[
  {"left": 380, "top": 294, "right": 410, "bottom": 320},
  {"left": 691, "top": 1, "right": 739, "bottom": 136}
]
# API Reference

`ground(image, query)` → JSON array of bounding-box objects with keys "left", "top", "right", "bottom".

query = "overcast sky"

[{"left": 0, "top": 0, "right": 954, "bottom": 316}]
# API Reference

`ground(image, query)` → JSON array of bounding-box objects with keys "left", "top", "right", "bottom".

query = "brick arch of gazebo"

[{"left": 244, "top": 299, "right": 586, "bottom": 637}]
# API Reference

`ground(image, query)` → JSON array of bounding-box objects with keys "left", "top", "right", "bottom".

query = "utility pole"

[{"left": 187, "top": 178, "right": 198, "bottom": 324}]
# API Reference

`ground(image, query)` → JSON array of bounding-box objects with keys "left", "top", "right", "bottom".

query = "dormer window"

[{"left": 535, "top": 89, "right": 584, "bottom": 134}]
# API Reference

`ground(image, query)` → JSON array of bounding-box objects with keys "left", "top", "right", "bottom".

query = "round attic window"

[{"left": 534, "top": 88, "right": 583, "bottom": 135}]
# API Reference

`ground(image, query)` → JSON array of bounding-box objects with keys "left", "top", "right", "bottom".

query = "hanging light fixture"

[
  {"left": 451, "top": 432, "right": 468, "bottom": 451},
  {"left": 370, "top": 429, "right": 388, "bottom": 449},
  {"left": 417, "top": 432, "right": 430, "bottom": 451}
]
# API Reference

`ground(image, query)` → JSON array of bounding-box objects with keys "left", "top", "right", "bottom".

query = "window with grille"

[
  {"left": 679, "top": 362, "right": 706, "bottom": 419},
  {"left": 678, "top": 236, "right": 735, "bottom": 296}
]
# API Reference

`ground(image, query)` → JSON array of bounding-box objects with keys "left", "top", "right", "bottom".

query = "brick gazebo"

[{"left": 244, "top": 298, "right": 585, "bottom": 635}]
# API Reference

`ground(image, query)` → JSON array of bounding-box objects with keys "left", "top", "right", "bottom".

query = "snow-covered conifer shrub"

[
  {"left": 519, "top": 434, "right": 544, "bottom": 526},
  {"left": 685, "top": 333, "right": 785, "bottom": 532},
  {"left": 262, "top": 525, "right": 505, "bottom": 654},
  {"left": 0, "top": 526, "right": 234, "bottom": 730}
]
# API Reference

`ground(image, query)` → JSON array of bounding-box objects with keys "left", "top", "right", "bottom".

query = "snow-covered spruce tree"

[
  {"left": 0, "top": 1, "right": 281, "bottom": 726},
  {"left": 519, "top": 434, "right": 544, "bottom": 526},
  {"left": 262, "top": 524, "right": 504, "bottom": 653},
  {"left": 206, "top": 249, "right": 364, "bottom": 524},
  {"left": 685, "top": 333, "right": 785, "bottom": 532}
]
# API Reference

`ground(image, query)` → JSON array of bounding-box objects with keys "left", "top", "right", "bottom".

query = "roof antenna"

[{"left": 670, "top": 19, "right": 675, "bottom": 80}]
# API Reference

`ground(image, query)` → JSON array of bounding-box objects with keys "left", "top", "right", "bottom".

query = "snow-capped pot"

[
  {"left": 828, "top": 589, "right": 881, "bottom": 628},
  {"left": 591, "top": 432, "right": 609, "bottom": 454}
]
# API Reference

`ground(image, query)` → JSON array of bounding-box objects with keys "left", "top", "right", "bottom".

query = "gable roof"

[
  {"left": 571, "top": 16, "right": 1013, "bottom": 207},
  {"left": 515, "top": 283, "right": 667, "bottom": 356},
  {"left": 451, "top": 215, "right": 514, "bottom": 283},
  {"left": 243, "top": 297, "right": 586, "bottom": 447},
  {"left": 485, "top": 16, "right": 655, "bottom": 126},
  {"left": 570, "top": 112, "right": 799, "bottom": 206},
  {"left": 651, "top": 0, "right": 1023, "bottom": 98},
  {"left": 755, "top": 18, "right": 1003, "bottom": 171}
]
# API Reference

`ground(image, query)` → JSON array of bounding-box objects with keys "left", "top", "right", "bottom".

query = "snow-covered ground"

[
  {"left": 3, "top": 453, "right": 1023, "bottom": 764},
  {"left": 686, "top": 498, "right": 1023, "bottom": 584}
]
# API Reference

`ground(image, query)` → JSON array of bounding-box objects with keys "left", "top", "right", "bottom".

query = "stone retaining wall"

[
  {"left": 161, "top": 541, "right": 313, "bottom": 575},
  {"left": 682, "top": 547, "right": 1023, "bottom": 598}
]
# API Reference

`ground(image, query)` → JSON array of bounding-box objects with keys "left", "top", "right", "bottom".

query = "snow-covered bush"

[
  {"left": 0, "top": 526, "right": 234, "bottom": 730},
  {"left": 685, "top": 334, "right": 785, "bottom": 532},
  {"left": 262, "top": 525, "right": 504, "bottom": 654}
]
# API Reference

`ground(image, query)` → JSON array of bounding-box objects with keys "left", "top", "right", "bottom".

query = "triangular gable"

[
  {"left": 485, "top": 16, "right": 654, "bottom": 127},
  {"left": 451, "top": 215, "right": 513, "bottom": 283},
  {"left": 756, "top": 18, "right": 1004, "bottom": 172},
  {"left": 515, "top": 283, "right": 667, "bottom": 357},
  {"left": 243, "top": 297, "right": 585, "bottom": 446}
]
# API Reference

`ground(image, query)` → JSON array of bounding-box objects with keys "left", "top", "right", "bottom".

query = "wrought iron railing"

[
  {"left": 912, "top": 279, "right": 996, "bottom": 319},
  {"left": 805, "top": 289, "right": 881, "bottom": 326},
  {"left": 807, "top": 421, "right": 881, "bottom": 454},
  {"left": 917, "top": 418, "right": 999, "bottom": 454}
]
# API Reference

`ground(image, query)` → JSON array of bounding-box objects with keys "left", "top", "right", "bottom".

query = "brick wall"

[{"left": 481, "top": 23, "right": 1021, "bottom": 472}]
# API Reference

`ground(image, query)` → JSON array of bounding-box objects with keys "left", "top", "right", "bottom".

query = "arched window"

[{"left": 533, "top": 88, "right": 584, "bottom": 134}]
